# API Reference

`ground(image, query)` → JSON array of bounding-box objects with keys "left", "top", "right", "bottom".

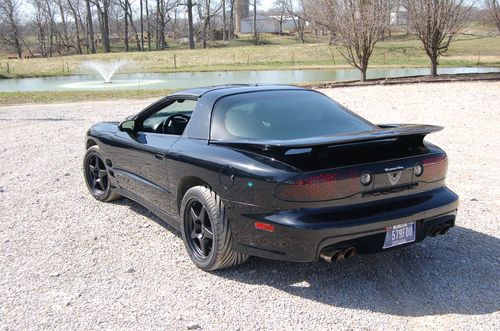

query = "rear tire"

[
  {"left": 83, "top": 145, "right": 121, "bottom": 202},
  {"left": 180, "top": 186, "right": 248, "bottom": 271}
]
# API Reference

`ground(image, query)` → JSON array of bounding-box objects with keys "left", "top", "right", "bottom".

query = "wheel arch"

[
  {"left": 86, "top": 138, "right": 98, "bottom": 149},
  {"left": 177, "top": 176, "right": 210, "bottom": 212}
]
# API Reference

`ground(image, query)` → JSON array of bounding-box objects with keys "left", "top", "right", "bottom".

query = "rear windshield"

[{"left": 211, "top": 90, "right": 375, "bottom": 141}]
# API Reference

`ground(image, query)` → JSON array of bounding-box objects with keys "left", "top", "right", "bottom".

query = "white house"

[
  {"left": 390, "top": 6, "right": 408, "bottom": 26},
  {"left": 240, "top": 15, "right": 280, "bottom": 34}
]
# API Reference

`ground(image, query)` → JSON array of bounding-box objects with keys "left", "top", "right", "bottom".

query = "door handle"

[{"left": 154, "top": 152, "right": 165, "bottom": 160}]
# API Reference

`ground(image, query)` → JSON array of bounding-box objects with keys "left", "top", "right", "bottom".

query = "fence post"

[
  {"left": 477, "top": 51, "right": 480, "bottom": 65},
  {"left": 174, "top": 53, "right": 177, "bottom": 69},
  {"left": 7, "top": 62, "right": 10, "bottom": 74},
  {"left": 247, "top": 54, "right": 250, "bottom": 65},
  {"left": 330, "top": 49, "right": 336, "bottom": 64}
]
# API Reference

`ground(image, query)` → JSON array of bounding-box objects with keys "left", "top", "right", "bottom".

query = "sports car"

[{"left": 84, "top": 85, "right": 459, "bottom": 270}]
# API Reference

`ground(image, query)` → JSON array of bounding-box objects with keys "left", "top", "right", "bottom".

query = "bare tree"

[
  {"left": 196, "top": 0, "right": 222, "bottom": 48},
  {"left": 187, "top": 0, "right": 195, "bottom": 48},
  {"left": 252, "top": 0, "right": 257, "bottom": 40},
  {"left": 0, "top": 0, "right": 23, "bottom": 58},
  {"left": 273, "top": 0, "right": 287, "bottom": 35},
  {"left": 66, "top": 0, "right": 85, "bottom": 54},
  {"left": 321, "top": 0, "right": 389, "bottom": 82},
  {"left": 85, "top": 0, "right": 96, "bottom": 53},
  {"left": 405, "top": 0, "right": 471, "bottom": 77},
  {"left": 486, "top": 0, "right": 500, "bottom": 32},
  {"left": 228, "top": 0, "right": 235, "bottom": 39},
  {"left": 92, "top": 0, "right": 112, "bottom": 53},
  {"left": 282, "top": 0, "right": 307, "bottom": 44},
  {"left": 140, "top": 0, "right": 144, "bottom": 50}
]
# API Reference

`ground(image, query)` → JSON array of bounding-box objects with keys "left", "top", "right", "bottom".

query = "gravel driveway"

[{"left": 0, "top": 82, "right": 499, "bottom": 330}]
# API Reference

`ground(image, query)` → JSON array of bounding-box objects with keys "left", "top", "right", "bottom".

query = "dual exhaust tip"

[
  {"left": 320, "top": 247, "right": 356, "bottom": 263},
  {"left": 429, "top": 224, "right": 451, "bottom": 237}
]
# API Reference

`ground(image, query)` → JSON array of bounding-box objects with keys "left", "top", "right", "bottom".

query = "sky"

[{"left": 260, "top": 0, "right": 275, "bottom": 11}]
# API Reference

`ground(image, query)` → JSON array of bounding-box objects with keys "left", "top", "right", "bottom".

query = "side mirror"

[{"left": 119, "top": 119, "right": 136, "bottom": 133}]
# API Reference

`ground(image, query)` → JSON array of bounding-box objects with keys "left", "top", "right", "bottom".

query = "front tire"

[
  {"left": 180, "top": 186, "right": 248, "bottom": 271},
  {"left": 83, "top": 145, "right": 121, "bottom": 202}
]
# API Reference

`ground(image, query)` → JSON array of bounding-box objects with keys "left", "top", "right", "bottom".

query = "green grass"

[
  {"left": 0, "top": 89, "right": 173, "bottom": 105},
  {"left": 1, "top": 33, "right": 499, "bottom": 79}
]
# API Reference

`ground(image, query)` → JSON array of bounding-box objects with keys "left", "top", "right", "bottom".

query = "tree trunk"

[
  {"left": 229, "top": 0, "right": 234, "bottom": 40},
  {"left": 145, "top": 0, "right": 151, "bottom": 51},
  {"left": 155, "top": 0, "right": 159, "bottom": 50},
  {"left": 222, "top": 0, "right": 227, "bottom": 41},
  {"left": 252, "top": 0, "right": 257, "bottom": 40},
  {"left": 431, "top": 57, "right": 438, "bottom": 77},
  {"left": 102, "top": 0, "right": 110, "bottom": 53},
  {"left": 140, "top": 0, "right": 144, "bottom": 51},
  {"left": 124, "top": 0, "right": 129, "bottom": 51},
  {"left": 128, "top": 1, "right": 141, "bottom": 50},
  {"left": 202, "top": 20, "right": 208, "bottom": 49},
  {"left": 85, "top": 0, "right": 95, "bottom": 53},
  {"left": 360, "top": 67, "right": 367, "bottom": 82},
  {"left": 187, "top": 0, "right": 195, "bottom": 49}
]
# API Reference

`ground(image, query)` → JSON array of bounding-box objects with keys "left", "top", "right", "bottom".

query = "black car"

[{"left": 84, "top": 85, "right": 458, "bottom": 270}]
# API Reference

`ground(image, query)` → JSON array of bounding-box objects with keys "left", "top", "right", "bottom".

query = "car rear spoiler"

[{"left": 210, "top": 124, "right": 443, "bottom": 153}]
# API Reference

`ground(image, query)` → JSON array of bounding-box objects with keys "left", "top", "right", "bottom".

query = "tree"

[
  {"left": 140, "top": 0, "right": 144, "bottom": 50},
  {"left": 92, "top": 0, "right": 111, "bottom": 52},
  {"left": 273, "top": 0, "right": 287, "bottom": 35},
  {"left": 252, "top": 0, "right": 257, "bottom": 40},
  {"left": 405, "top": 0, "right": 471, "bottom": 77},
  {"left": 85, "top": 0, "right": 96, "bottom": 53},
  {"left": 0, "top": 0, "right": 23, "bottom": 58},
  {"left": 187, "top": 0, "right": 195, "bottom": 48},
  {"left": 282, "top": 0, "right": 307, "bottom": 44},
  {"left": 321, "top": 0, "right": 389, "bottom": 82},
  {"left": 486, "top": 0, "right": 500, "bottom": 32},
  {"left": 196, "top": 0, "right": 222, "bottom": 48}
]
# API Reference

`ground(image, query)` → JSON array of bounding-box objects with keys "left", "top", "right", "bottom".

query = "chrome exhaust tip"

[
  {"left": 320, "top": 249, "right": 343, "bottom": 263},
  {"left": 440, "top": 224, "right": 451, "bottom": 235},
  {"left": 430, "top": 226, "right": 442, "bottom": 237},
  {"left": 343, "top": 247, "right": 356, "bottom": 259}
]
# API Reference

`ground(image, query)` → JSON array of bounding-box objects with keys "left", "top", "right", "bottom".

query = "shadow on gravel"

[
  {"left": 112, "top": 199, "right": 181, "bottom": 238},
  {"left": 109, "top": 197, "right": 499, "bottom": 316},
  {"left": 216, "top": 226, "right": 500, "bottom": 317}
]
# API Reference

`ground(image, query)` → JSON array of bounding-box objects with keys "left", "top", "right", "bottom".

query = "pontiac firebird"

[{"left": 84, "top": 85, "right": 459, "bottom": 270}]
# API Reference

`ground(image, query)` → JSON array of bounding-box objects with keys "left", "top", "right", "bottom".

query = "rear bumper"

[{"left": 228, "top": 187, "right": 459, "bottom": 262}]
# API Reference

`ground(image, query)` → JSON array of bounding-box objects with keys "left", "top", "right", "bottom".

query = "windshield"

[{"left": 211, "top": 90, "right": 376, "bottom": 141}]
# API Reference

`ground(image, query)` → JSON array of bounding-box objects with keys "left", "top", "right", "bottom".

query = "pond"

[{"left": 0, "top": 67, "right": 498, "bottom": 92}]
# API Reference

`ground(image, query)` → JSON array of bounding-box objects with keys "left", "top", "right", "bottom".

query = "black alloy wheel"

[
  {"left": 86, "top": 154, "right": 109, "bottom": 195},
  {"left": 83, "top": 145, "right": 120, "bottom": 202},
  {"left": 185, "top": 200, "right": 214, "bottom": 259}
]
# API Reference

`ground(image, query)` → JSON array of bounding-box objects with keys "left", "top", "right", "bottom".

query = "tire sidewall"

[
  {"left": 83, "top": 146, "right": 113, "bottom": 202},
  {"left": 180, "top": 187, "right": 220, "bottom": 270}
]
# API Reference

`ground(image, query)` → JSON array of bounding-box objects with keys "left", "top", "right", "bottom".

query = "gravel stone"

[{"left": 0, "top": 82, "right": 499, "bottom": 330}]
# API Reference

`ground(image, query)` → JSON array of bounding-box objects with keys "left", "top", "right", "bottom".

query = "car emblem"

[{"left": 388, "top": 171, "right": 402, "bottom": 185}]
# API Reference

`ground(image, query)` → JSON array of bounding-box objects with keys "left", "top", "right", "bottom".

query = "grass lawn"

[
  {"left": 1, "top": 32, "right": 499, "bottom": 79},
  {"left": 0, "top": 89, "right": 172, "bottom": 105}
]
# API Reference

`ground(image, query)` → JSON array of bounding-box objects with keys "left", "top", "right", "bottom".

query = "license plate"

[{"left": 383, "top": 222, "right": 416, "bottom": 249}]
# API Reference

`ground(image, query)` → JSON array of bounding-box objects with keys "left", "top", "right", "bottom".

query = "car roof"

[{"left": 170, "top": 84, "right": 306, "bottom": 99}]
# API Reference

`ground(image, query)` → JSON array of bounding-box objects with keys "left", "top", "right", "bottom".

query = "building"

[
  {"left": 240, "top": 15, "right": 281, "bottom": 34},
  {"left": 390, "top": 6, "right": 408, "bottom": 26}
]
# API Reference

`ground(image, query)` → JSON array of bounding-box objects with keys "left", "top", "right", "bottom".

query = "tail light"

[
  {"left": 418, "top": 154, "right": 448, "bottom": 183},
  {"left": 274, "top": 169, "right": 361, "bottom": 202}
]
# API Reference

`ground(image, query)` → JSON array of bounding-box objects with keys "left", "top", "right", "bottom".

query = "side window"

[{"left": 141, "top": 99, "right": 197, "bottom": 135}]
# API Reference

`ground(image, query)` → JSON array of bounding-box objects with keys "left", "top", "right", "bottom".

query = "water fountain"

[
  {"left": 82, "top": 60, "right": 129, "bottom": 83},
  {"left": 57, "top": 60, "right": 164, "bottom": 90}
]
